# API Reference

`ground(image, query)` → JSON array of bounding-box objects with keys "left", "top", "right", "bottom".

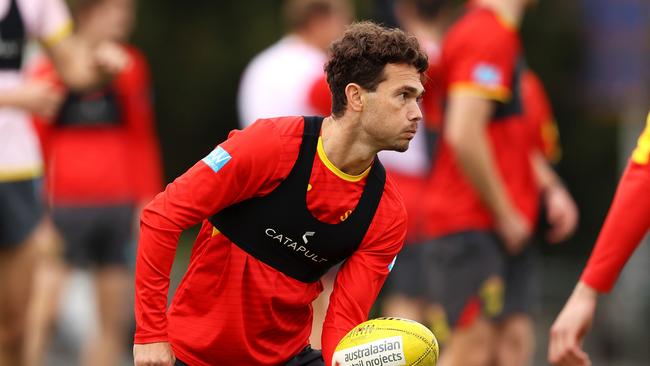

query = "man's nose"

[{"left": 407, "top": 102, "right": 423, "bottom": 122}]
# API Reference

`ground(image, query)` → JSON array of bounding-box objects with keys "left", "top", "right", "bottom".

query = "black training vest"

[
  {"left": 0, "top": 0, "right": 25, "bottom": 70},
  {"left": 209, "top": 116, "right": 386, "bottom": 283},
  {"left": 55, "top": 87, "right": 123, "bottom": 127}
]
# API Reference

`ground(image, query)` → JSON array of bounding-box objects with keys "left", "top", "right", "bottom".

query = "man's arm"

[
  {"left": 0, "top": 81, "right": 62, "bottom": 117},
  {"left": 26, "top": 0, "right": 126, "bottom": 91},
  {"left": 548, "top": 125, "right": 650, "bottom": 365},
  {"left": 548, "top": 161, "right": 650, "bottom": 366},
  {"left": 548, "top": 282, "right": 596, "bottom": 366},
  {"left": 133, "top": 121, "right": 284, "bottom": 364},
  {"left": 530, "top": 151, "right": 578, "bottom": 243},
  {"left": 44, "top": 36, "right": 128, "bottom": 91},
  {"left": 321, "top": 203, "right": 407, "bottom": 365},
  {"left": 444, "top": 94, "right": 530, "bottom": 253}
]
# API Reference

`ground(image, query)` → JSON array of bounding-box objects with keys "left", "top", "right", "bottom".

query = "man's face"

[{"left": 360, "top": 63, "right": 424, "bottom": 152}]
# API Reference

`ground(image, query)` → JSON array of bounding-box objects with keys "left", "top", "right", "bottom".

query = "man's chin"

[{"left": 390, "top": 141, "right": 410, "bottom": 153}]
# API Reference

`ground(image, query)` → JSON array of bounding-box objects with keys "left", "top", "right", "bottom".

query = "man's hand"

[
  {"left": 548, "top": 282, "right": 597, "bottom": 366},
  {"left": 544, "top": 184, "right": 579, "bottom": 244},
  {"left": 133, "top": 342, "right": 175, "bottom": 366},
  {"left": 94, "top": 41, "right": 129, "bottom": 76},
  {"left": 10, "top": 81, "right": 64, "bottom": 118},
  {"left": 495, "top": 210, "right": 531, "bottom": 255},
  {"left": 46, "top": 36, "right": 128, "bottom": 91}
]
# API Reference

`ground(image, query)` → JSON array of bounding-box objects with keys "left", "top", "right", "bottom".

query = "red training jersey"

[
  {"left": 581, "top": 112, "right": 650, "bottom": 292},
  {"left": 422, "top": 6, "right": 540, "bottom": 237},
  {"left": 30, "top": 46, "right": 163, "bottom": 206},
  {"left": 134, "top": 117, "right": 407, "bottom": 366}
]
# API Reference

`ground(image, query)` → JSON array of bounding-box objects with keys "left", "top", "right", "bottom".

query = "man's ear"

[{"left": 344, "top": 83, "right": 364, "bottom": 113}]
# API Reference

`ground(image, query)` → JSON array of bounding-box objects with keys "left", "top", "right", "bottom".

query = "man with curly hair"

[{"left": 133, "top": 21, "right": 428, "bottom": 366}]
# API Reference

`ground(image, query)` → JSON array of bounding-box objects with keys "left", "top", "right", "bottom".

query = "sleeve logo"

[
  {"left": 388, "top": 255, "right": 397, "bottom": 272},
  {"left": 202, "top": 146, "right": 232, "bottom": 173},
  {"left": 472, "top": 63, "right": 502, "bottom": 87}
]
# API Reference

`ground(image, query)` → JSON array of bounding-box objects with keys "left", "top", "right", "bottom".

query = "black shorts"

[
  {"left": 501, "top": 242, "right": 539, "bottom": 318},
  {"left": 0, "top": 178, "right": 44, "bottom": 248},
  {"left": 52, "top": 204, "right": 134, "bottom": 268},
  {"left": 421, "top": 231, "right": 504, "bottom": 327},
  {"left": 421, "top": 231, "right": 539, "bottom": 328},
  {"left": 383, "top": 243, "right": 426, "bottom": 299},
  {"left": 174, "top": 346, "right": 324, "bottom": 366}
]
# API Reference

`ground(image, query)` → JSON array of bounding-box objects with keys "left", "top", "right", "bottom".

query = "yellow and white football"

[{"left": 332, "top": 317, "right": 439, "bottom": 366}]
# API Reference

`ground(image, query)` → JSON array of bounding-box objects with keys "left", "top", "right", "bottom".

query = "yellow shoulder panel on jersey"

[{"left": 631, "top": 112, "right": 650, "bottom": 165}]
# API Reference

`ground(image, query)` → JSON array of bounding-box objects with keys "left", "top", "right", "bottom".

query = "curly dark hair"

[{"left": 324, "top": 21, "right": 428, "bottom": 118}]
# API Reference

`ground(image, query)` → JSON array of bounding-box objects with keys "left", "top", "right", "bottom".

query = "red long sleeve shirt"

[
  {"left": 134, "top": 116, "right": 407, "bottom": 366},
  {"left": 581, "top": 113, "right": 650, "bottom": 292}
]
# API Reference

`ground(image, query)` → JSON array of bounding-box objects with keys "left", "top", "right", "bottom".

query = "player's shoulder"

[
  {"left": 220, "top": 116, "right": 307, "bottom": 171},
  {"left": 446, "top": 7, "right": 516, "bottom": 49},
  {"left": 248, "top": 36, "right": 324, "bottom": 73},
  {"left": 243, "top": 37, "right": 295, "bottom": 72},
  {"left": 249, "top": 116, "right": 305, "bottom": 135}
]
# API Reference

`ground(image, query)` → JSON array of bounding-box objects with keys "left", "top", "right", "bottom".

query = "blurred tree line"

[{"left": 131, "top": 0, "right": 620, "bottom": 259}]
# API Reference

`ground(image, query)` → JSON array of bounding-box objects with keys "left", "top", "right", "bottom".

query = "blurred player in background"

[
  {"left": 133, "top": 22, "right": 427, "bottom": 366},
  {"left": 25, "top": 0, "right": 162, "bottom": 365},
  {"left": 237, "top": 0, "right": 351, "bottom": 128},
  {"left": 379, "top": 0, "right": 450, "bottom": 323},
  {"left": 490, "top": 66, "right": 565, "bottom": 366},
  {"left": 420, "top": 0, "right": 578, "bottom": 365},
  {"left": 237, "top": 0, "right": 352, "bottom": 349},
  {"left": 548, "top": 111, "right": 650, "bottom": 366},
  {"left": 0, "top": 0, "right": 126, "bottom": 363}
]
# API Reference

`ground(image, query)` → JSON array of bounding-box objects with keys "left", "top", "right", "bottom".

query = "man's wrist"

[
  {"left": 0, "top": 88, "right": 20, "bottom": 108},
  {"left": 574, "top": 281, "right": 599, "bottom": 300},
  {"left": 493, "top": 201, "right": 518, "bottom": 224},
  {"left": 542, "top": 175, "right": 566, "bottom": 195},
  {"left": 133, "top": 334, "right": 169, "bottom": 344}
]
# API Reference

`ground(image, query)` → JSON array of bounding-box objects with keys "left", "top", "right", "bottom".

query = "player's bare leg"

[
  {"left": 23, "top": 218, "right": 66, "bottom": 366},
  {"left": 438, "top": 318, "right": 496, "bottom": 366},
  {"left": 496, "top": 314, "right": 534, "bottom": 366},
  {"left": 0, "top": 220, "right": 48, "bottom": 365},
  {"left": 0, "top": 247, "right": 25, "bottom": 365},
  {"left": 82, "top": 265, "right": 131, "bottom": 366}
]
